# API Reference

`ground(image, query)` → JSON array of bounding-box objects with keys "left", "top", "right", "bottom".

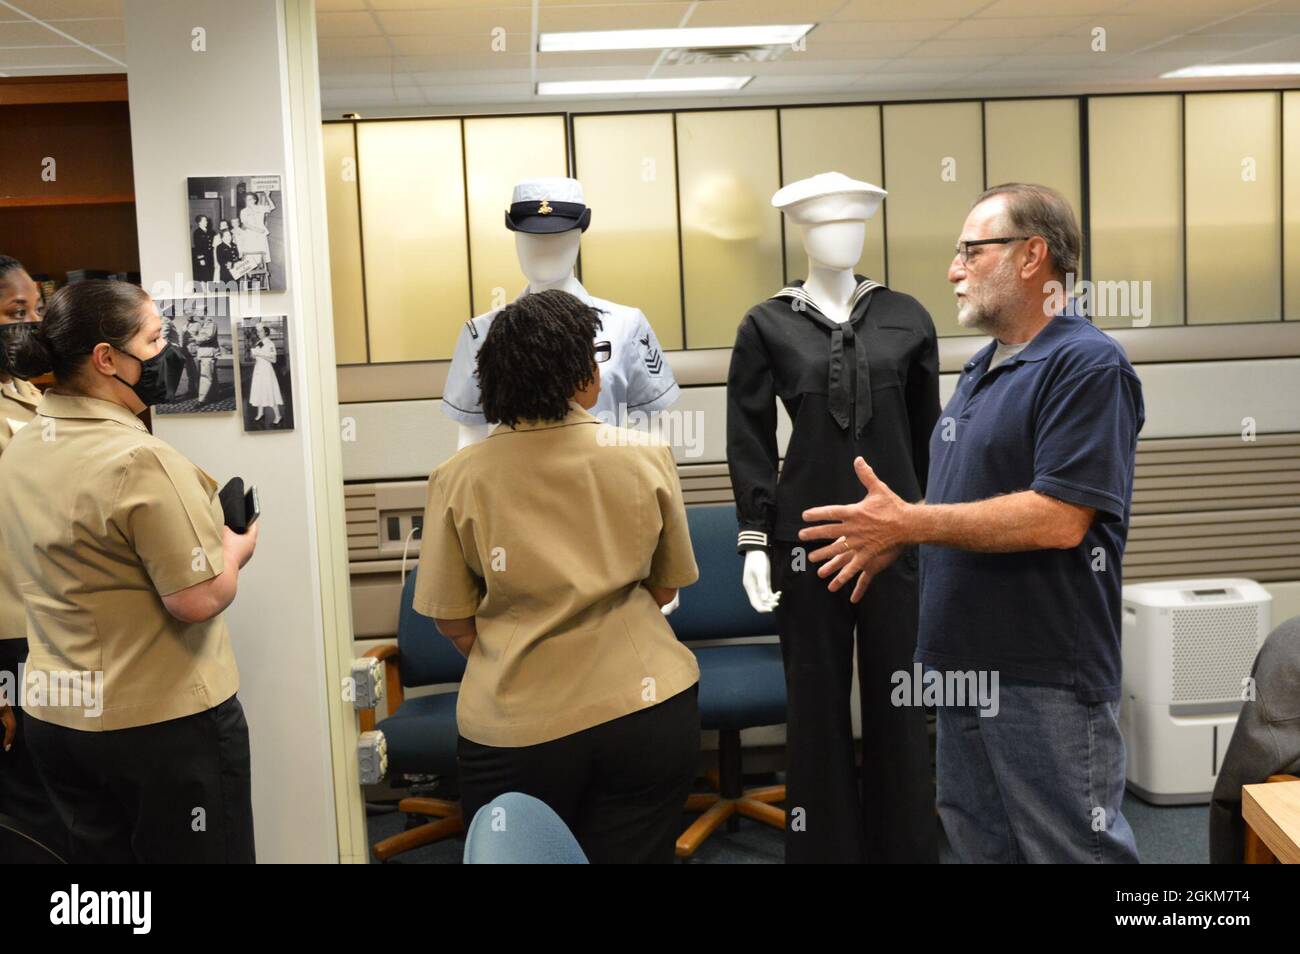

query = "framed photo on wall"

[
  {"left": 153, "top": 297, "right": 236, "bottom": 415},
  {"left": 237, "top": 316, "right": 294, "bottom": 432},
  {"left": 187, "top": 175, "right": 286, "bottom": 294}
]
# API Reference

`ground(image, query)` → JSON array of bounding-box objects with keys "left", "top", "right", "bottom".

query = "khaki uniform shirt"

[
  {"left": 415, "top": 402, "right": 700, "bottom": 747},
  {"left": 0, "top": 375, "right": 42, "bottom": 642},
  {"left": 0, "top": 375, "right": 40, "bottom": 454},
  {"left": 0, "top": 391, "right": 239, "bottom": 730}
]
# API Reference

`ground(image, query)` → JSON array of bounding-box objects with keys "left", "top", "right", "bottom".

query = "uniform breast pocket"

[
  {"left": 868, "top": 367, "right": 902, "bottom": 392},
  {"left": 18, "top": 581, "right": 103, "bottom": 675}
]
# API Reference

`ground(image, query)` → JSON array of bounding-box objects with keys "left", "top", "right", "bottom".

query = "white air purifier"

[{"left": 1120, "top": 579, "right": 1272, "bottom": 805}]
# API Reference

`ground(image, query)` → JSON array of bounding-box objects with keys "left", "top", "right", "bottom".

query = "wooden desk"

[{"left": 1243, "top": 779, "right": 1300, "bottom": 864}]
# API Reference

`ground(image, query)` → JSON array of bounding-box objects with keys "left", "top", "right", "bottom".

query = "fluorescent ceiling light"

[
  {"left": 538, "top": 77, "right": 752, "bottom": 96},
  {"left": 1161, "top": 62, "right": 1300, "bottom": 78},
  {"left": 540, "top": 25, "right": 814, "bottom": 53}
]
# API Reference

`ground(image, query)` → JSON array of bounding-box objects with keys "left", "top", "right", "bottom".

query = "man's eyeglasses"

[{"left": 953, "top": 236, "right": 1029, "bottom": 265}]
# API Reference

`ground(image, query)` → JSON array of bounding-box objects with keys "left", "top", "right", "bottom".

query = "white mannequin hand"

[
  {"left": 660, "top": 593, "right": 680, "bottom": 616},
  {"left": 741, "top": 550, "right": 781, "bottom": 613},
  {"left": 456, "top": 422, "right": 491, "bottom": 450}
]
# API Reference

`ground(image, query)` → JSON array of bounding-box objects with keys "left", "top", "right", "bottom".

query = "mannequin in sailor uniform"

[
  {"left": 441, "top": 177, "right": 680, "bottom": 451},
  {"left": 726, "top": 172, "right": 941, "bottom": 863}
]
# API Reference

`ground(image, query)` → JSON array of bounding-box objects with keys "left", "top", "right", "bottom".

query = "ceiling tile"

[
  {"left": 979, "top": 0, "right": 1129, "bottom": 14},
  {"left": 3, "top": 1, "right": 121, "bottom": 18},
  {"left": 908, "top": 37, "right": 1041, "bottom": 56},
  {"left": 538, "top": 2, "right": 693, "bottom": 32},
  {"left": 317, "top": 11, "right": 381, "bottom": 38},
  {"left": 46, "top": 16, "right": 123, "bottom": 45},
  {"left": 836, "top": 0, "right": 995, "bottom": 19},
  {"left": 809, "top": 20, "right": 958, "bottom": 43},
  {"left": 942, "top": 17, "right": 1092, "bottom": 40},
  {"left": 1191, "top": 13, "right": 1300, "bottom": 36},
  {"left": 683, "top": 0, "right": 847, "bottom": 26},
  {"left": 389, "top": 32, "right": 530, "bottom": 55},
  {"left": 319, "top": 36, "right": 392, "bottom": 58},
  {"left": 0, "top": 20, "right": 66, "bottom": 45},
  {"left": 374, "top": 9, "right": 533, "bottom": 36},
  {"left": 0, "top": 43, "right": 105, "bottom": 67}
]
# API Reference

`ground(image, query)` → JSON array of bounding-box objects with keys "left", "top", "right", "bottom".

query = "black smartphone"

[
  {"left": 244, "top": 485, "right": 260, "bottom": 528},
  {"left": 218, "top": 478, "right": 259, "bottom": 534}
]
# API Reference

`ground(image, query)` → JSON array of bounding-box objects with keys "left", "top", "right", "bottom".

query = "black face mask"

[{"left": 114, "top": 344, "right": 184, "bottom": 406}]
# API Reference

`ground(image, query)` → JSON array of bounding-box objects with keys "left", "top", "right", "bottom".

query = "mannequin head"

[
  {"left": 515, "top": 229, "right": 581, "bottom": 287},
  {"left": 800, "top": 218, "right": 866, "bottom": 271},
  {"left": 773, "top": 172, "right": 885, "bottom": 277}
]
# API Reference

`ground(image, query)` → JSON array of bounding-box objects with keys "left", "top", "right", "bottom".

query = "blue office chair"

[
  {"left": 463, "top": 792, "right": 589, "bottom": 864},
  {"left": 668, "top": 504, "right": 788, "bottom": 859},
  {"left": 361, "top": 568, "right": 468, "bottom": 862}
]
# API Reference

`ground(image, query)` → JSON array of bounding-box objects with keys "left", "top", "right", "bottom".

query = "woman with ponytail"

[{"left": 0, "top": 279, "right": 258, "bottom": 862}]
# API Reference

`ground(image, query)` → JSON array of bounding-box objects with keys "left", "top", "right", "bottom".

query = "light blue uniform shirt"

[{"left": 440, "top": 277, "right": 680, "bottom": 426}]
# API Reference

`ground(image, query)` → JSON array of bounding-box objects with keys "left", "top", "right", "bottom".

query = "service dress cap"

[
  {"left": 772, "top": 171, "right": 886, "bottom": 225},
  {"left": 505, "top": 176, "right": 592, "bottom": 234}
]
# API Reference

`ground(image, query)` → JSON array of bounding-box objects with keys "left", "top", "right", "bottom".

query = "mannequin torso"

[{"left": 742, "top": 210, "right": 867, "bottom": 612}]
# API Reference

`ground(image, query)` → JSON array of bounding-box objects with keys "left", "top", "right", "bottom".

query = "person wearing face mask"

[
  {"left": 0, "top": 254, "right": 69, "bottom": 860},
  {"left": 0, "top": 279, "right": 258, "bottom": 863}
]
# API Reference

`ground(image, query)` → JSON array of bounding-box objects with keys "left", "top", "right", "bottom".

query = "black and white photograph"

[
  {"left": 153, "top": 297, "right": 236, "bottom": 415},
  {"left": 187, "top": 175, "right": 285, "bottom": 293},
  {"left": 237, "top": 315, "right": 294, "bottom": 432}
]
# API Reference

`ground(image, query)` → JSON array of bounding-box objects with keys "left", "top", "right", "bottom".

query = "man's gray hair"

[{"left": 973, "top": 182, "right": 1080, "bottom": 280}]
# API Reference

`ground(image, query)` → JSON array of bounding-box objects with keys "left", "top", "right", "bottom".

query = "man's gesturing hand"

[{"left": 797, "top": 457, "right": 915, "bottom": 602}]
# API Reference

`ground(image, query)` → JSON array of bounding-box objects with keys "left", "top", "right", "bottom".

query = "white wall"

[{"left": 124, "top": 0, "right": 360, "bottom": 862}]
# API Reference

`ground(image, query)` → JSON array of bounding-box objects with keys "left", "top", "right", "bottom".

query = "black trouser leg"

[
  {"left": 773, "top": 542, "right": 863, "bottom": 863},
  {"left": 0, "top": 639, "right": 69, "bottom": 860},
  {"left": 25, "top": 695, "right": 255, "bottom": 863},
  {"left": 457, "top": 684, "right": 699, "bottom": 864},
  {"left": 854, "top": 550, "right": 939, "bottom": 863}
]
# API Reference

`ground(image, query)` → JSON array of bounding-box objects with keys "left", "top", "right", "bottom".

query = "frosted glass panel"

[
  {"left": 463, "top": 115, "right": 568, "bottom": 315},
  {"left": 357, "top": 119, "right": 470, "bottom": 362},
  {"left": 984, "top": 98, "right": 1082, "bottom": 234},
  {"left": 676, "top": 109, "right": 783, "bottom": 349},
  {"left": 883, "top": 101, "right": 984, "bottom": 336},
  {"left": 1186, "top": 92, "right": 1281, "bottom": 325},
  {"left": 1088, "top": 95, "right": 1184, "bottom": 329},
  {"left": 572, "top": 112, "right": 683, "bottom": 350},
  {"left": 779, "top": 105, "right": 886, "bottom": 287},
  {"left": 321, "top": 123, "right": 367, "bottom": 365}
]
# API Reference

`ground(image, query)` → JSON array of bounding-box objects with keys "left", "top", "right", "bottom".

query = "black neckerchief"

[{"left": 772, "top": 276, "right": 882, "bottom": 437}]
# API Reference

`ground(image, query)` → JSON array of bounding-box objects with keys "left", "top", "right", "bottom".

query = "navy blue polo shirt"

[{"left": 915, "top": 314, "right": 1145, "bottom": 702}]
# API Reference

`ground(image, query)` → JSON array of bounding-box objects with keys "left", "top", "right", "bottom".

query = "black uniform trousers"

[
  {"left": 0, "top": 639, "right": 68, "bottom": 861},
  {"left": 773, "top": 542, "right": 938, "bottom": 864},
  {"left": 23, "top": 694, "right": 255, "bottom": 863},
  {"left": 457, "top": 684, "right": 699, "bottom": 864}
]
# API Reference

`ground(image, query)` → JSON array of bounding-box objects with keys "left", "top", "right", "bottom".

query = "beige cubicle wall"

[
  {"left": 571, "top": 111, "right": 683, "bottom": 350},
  {"left": 356, "top": 119, "right": 469, "bottom": 363},
  {"left": 1288, "top": 91, "right": 1300, "bottom": 323},
  {"left": 326, "top": 88, "right": 1300, "bottom": 374},
  {"left": 676, "top": 109, "right": 784, "bottom": 349},
  {"left": 1088, "top": 95, "right": 1185, "bottom": 330},
  {"left": 983, "top": 97, "right": 1082, "bottom": 257},
  {"left": 1185, "top": 92, "right": 1282, "bottom": 326},
  {"left": 778, "top": 105, "right": 886, "bottom": 288},
  {"left": 882, "top": 101, "right": 985, "bottom": 337},
  {"left": 321, "top": 122, "right": 367, "bottom": 365},
  {"left": 463, "top": 114, "right": 569, "bottom": 315}
]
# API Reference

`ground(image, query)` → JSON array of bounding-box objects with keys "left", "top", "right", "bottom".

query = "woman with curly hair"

[{"left": 414, "top": 289, "right": 700, "bottom": 864}]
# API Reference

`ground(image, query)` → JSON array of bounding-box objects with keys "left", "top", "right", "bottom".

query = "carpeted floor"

[{"left": 365, "top": 784, "right": 1208, "bottom": 864}]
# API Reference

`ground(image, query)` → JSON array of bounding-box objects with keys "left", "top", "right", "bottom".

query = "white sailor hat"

[
  {"left": 505, "top": 176, "right": 591, "bottom": 233},
  {"left": 771, "top": 171, "right": 886, "bottom": 225}
]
